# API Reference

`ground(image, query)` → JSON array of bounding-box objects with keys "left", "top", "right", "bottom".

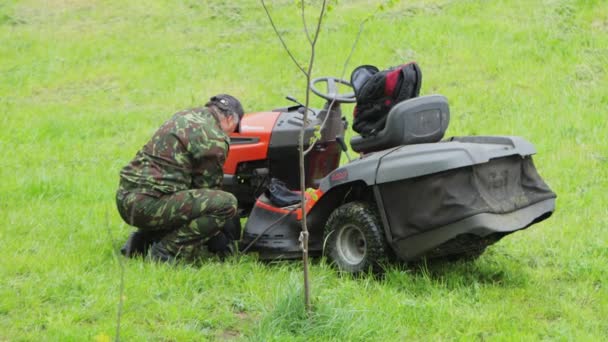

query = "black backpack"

[{"left": 350, "top": 62, "right": 422, "bottom": 136}]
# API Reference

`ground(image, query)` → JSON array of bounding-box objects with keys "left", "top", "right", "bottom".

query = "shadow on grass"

[
  {"left": 224, "top": 247, "right": 530, "bottom": 290},
  {"left": 113, "top": 243, "right": 529, "bottom": 290},
  {"left": 381, "top": 247, "right": 531, "bottom": 295}
]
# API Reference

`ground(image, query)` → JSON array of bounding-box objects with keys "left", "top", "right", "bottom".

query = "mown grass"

[{"left": 1, "top": 0, "right": 607, "bottom": 340}]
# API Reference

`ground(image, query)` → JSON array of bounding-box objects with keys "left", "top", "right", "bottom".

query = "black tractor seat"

[{"left": 350, "top": 95, "right": 450, "bottom": 154}]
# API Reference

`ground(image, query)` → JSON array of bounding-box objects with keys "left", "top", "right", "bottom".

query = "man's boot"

[
  {"left": 120, "top": 230, "right": 168, "bottom": 258},
  {"left": 223, "top": 215, "right": 242, "bottom": 241},
  {"left": 206, "top": 231, "right": 234, "bottom": 259},
  {"left": 120, "top": 231, "right": 149, "bottom": 257},
  {"left": 148, "top": 241, "right": 176, "bottom": 263}
]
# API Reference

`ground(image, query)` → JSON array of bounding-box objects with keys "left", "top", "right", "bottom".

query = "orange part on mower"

[
  {"left": 253, "top": 188, "right": 324, "bottom": 220},
  {"left": 223, "top": 111, "right": 281, "bottom": 174}
]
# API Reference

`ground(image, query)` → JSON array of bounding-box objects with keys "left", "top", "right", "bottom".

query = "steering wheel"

[{"left": 310, "top": 76, "right": 356, "bottom": 103}]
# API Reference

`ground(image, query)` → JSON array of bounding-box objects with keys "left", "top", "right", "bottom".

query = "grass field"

[{"left": 1, "top": 0, "right": 607, "bottom": 340}]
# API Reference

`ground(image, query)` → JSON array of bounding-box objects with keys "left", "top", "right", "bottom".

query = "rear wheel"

[{"left": 324, "top": 201, "right": 388, "bottom": 274}]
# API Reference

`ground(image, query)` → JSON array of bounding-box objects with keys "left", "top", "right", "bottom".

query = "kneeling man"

[{"left": 116, "top": 94, "right": 243, "bottom": 262}]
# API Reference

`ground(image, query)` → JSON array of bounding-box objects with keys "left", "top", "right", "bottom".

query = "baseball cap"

[{"left": 206, "top": 94, "right": 244, "bottom": 119}]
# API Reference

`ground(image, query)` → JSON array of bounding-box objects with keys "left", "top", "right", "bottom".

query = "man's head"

[{"left": 205, "top": 94, "right": 244, "bottom": 133}]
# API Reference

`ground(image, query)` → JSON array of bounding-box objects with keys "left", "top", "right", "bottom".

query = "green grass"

[{"left": 1, "top": 0, "right": 607, "bottom": 340}]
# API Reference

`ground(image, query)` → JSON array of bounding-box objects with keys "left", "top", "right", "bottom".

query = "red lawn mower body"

[
  {"left": 222, "top": 78, "right": 555, "bottom": 273},
  {"left": 223, "top": 101, "right": 346, "bottom": 214}
]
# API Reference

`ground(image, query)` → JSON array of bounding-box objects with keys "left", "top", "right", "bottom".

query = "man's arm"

[{"left": 190, "top": 136, "right": 228, "bottom": 190}]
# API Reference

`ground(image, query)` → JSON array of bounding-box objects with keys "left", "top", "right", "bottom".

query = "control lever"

[
  {"left": 286, "top": 95, "right": 304, "bottom": 107},
  {"left": 336, "top": 136, "right": 352, "bottom": 162},
  {"left": 286, "top": 95, "right": 315, "bottom": 116}
]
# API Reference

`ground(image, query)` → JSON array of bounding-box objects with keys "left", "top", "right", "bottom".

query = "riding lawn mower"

[{"left": 223, "top": 76, "right": 557, "bottom": 274}]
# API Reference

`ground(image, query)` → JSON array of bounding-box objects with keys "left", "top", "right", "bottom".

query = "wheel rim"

[{"left": 335, "top": 224, "right": 367, "bottom": 266}]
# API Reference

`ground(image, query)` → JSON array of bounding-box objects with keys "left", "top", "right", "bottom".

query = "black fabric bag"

[
  {"left": 351, "top": 62, "right": 422, "bottom": 136},
  {"left": 378, "top": 155, "right": 557, "bottom": 240},
  {"left": 265, "top": 178, "right": 301, "bottom": 207}
]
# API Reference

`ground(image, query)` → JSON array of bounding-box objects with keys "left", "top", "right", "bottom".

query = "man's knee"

[
  {"left": 116, "top": 189, "right": 173, "bottom": 230},
  {"left": 191, "top": 189, "right": 237, "bottom": 220},
  {"left": 210, "top": 191, "right": 238, "bottom": 220},
  {"left": 116, "top": 189, "right": 144, "bottom": 226}
]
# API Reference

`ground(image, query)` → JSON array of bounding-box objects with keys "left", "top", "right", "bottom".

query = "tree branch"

[
  {"left": 340, "top": 15, "right": 371, "bottom": 81},
  {"left": 260, "top": 0, "right": 374, "bottom": 314},
  {"left": 301, "top": 1, "right": 313, "bottom": 45},
  {"left": 260, "top": 0, "right": 307, "bottom": 75},
  {"left": 311, "top": 0, "right": 327, "bottom": 47},
  {"left": 304, "top": 7, "right": 371, "bottom": 156},
  {"left": 298, "top": 0, "right": 327, "bottom": 313}
]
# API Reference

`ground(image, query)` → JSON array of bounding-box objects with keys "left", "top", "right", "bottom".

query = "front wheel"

[{"left": 324, "top": 201, "right": 389, "bottom": 274}]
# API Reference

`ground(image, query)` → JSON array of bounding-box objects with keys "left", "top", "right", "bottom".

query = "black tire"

[{"left": 324, "top": 201, "right": 389, "bottom": 274}]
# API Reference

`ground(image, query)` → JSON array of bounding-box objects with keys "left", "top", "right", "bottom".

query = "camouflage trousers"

[{"left": 116, "top": 186, "right": 237, "bottom": 260}]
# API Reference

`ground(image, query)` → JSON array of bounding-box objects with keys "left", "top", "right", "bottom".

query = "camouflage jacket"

[{"left": 119, "top": 107, "right": 229, "bottom": 196}]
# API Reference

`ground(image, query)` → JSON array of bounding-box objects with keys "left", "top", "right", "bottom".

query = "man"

[{"left": 116, "top": 94, "right": 244, "bottom": 262}]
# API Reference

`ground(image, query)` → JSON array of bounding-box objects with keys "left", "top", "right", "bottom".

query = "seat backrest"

[{"left": 350, "top": 95, "right": 450, "bottom": 154}]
